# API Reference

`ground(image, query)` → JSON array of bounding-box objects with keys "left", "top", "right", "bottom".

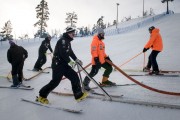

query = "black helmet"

[{"left": 149, "top": 26, "right": 155, "bottom": 32}]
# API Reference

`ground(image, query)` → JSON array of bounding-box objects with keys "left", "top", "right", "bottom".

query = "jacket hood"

[{"left": 152, "top": 28, "right": 160, "bottom": 34}]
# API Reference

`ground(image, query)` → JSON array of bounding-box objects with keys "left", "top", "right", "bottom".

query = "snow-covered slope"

[{"left": 0, "top": 13, "right": 180, "bottom": 120}]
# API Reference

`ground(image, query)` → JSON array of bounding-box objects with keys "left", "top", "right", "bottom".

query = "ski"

[
  {"left": 159, "top": 70, "right": 180, "bottom": 74},
  {"left": 129, "top": 74, "right": 179, "bottom": 77},
  {"left": 116, "top": 69, "right": 180, "bottom": 74},
  {"left": 51, "top": 91, "right": 123, "bottom": 99},
  {"left": 21, "top": 98, "right": 82, "bottom": 113},
  {"left": 25, "top": 67, "right": 50, "bottom": 81},
  {"left": 27, "top": 69, "right": 50, "bottom": 73},
  {"left": 51, "top": 91, "right": 180, "bottom": 109},
  {"left": 91, "top": 83, "right": 140, "bottom": 89},
  {"left": 19, "top": 84, "right": 31, "bottom": 88},
  {"left": 90, "top": 91, "right": 123, "bottom": 98},
  {"left": 112, "top": 98, "right": 180, "bottom": 110},
  {"left": 0, "top": 85, "right": 34, "bottom": 90}
]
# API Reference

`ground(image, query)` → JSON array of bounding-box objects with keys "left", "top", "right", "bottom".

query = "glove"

[
  {"left": 143, "top": 48, "right": 149, "bottom": 53},
  {"left": 68, "top": 60, "right": 75, "bottom": 67},
  {"left": 105, "top": 56, "right": 112, "bottom": 62},
  {"left": 75, "top": 59, "right": 83, "bottom": 66},
  {"left": 94, "top": 57, "right": 101, "bottom": 69}
]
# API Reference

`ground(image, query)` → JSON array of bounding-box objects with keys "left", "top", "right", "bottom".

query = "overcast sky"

[{"left": 0, "top": 0, "right": 180, "bottom": 38}]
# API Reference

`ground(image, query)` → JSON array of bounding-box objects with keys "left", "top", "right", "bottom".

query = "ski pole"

[
  {"left": 119, "top": 52, "right": 143, "bottom": 68},
  {"left": 76, "top": 62, "right": 112, "bottom": 100},
  {"left": 143, "top": 53, "right": 146, "bottom": 69},
  {"left": 76, "top": 63, "right": 85, "bottom": 92}
]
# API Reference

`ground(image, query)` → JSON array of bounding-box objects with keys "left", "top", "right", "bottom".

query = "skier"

[
  {"left": 33, "top": 35, "right": 53, "bottom": 71},
  {"left": 7, "top": 39, "right": 28, "bottom": 87},
  {"left": 143, "top": 26, "right": 163, "bottom": 75},
  {"left": 37, "top": 27, "right": 88, "bottom": 104},
  {"left": 83, "top": 27, "right": 116, "bottom": 91}
]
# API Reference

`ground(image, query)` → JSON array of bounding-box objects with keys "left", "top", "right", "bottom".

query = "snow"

[{"left": 0, "top": 13, "right": 180, "bottom": 120}]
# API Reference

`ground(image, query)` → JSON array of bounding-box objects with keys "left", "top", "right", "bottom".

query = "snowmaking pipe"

[{"left": 106, "top": 59, "right": 180, "bottom": 96}]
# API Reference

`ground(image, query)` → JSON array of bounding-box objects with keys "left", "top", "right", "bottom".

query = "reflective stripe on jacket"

[
  {"left": 91, "top": 35, "right": 107, "bottom": 65},
  {"left": 144, "top": 28, "right": 163, "bottom": 51}
]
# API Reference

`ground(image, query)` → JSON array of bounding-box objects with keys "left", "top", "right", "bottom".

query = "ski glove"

[
  {"left": 68, "top": 60, "right": 75, "bottom": 67},
  {"left": 105, "top": 56, "right": 112, "bottom": 62},
  {"left": 94, "top": 57, "right": 101, "bottom": 69},
  {"left": 143, "top": 48, "right": 149, "bottom": 53},
  {"left": 75, "top": 59, "right": 83, "bottom": 66}
]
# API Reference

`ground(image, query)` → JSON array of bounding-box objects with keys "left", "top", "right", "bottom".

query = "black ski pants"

[
  {"left": 147, "top": 50, "right": 160, "bottom": 71},
  {"left": 34, "top": 53, "right": 46, "bottom": 69},
  {"left": 84, "top": 61, "right": 113, "bottom": 81},
  {"left": 39, "top": 63, "right": 82, "bottom": 99},
  {"left": 11, "top": 61, "right": 24, "bottom": 83}
]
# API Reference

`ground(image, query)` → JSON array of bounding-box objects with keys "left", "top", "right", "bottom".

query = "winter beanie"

[
  {"left": 96, "top": 27, "right": 105, "bottom": 34},
  {"left": 9, "top": 40, "right": 15, "bottom": 45}
]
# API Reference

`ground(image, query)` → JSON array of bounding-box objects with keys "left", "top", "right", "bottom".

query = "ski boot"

[
  {"left": 143, "top": 67, "right": 150, "bottom": 72},
  {"left": 101, "top": 80, "right": 116, "bottom": 86},
  {"left": 36, "top": 96, "right": 49, "bottom": 104},
  {"left": 32, "top": 68, "right": 39, "bottom": 71},
  {"left": 149, "top": 71, "right": 160, "bottom": 75},
  {"left": 83, "top": 77, "right": 91, "bottom": 91},
  {"left": 75, "top": 92, "right": 88, "bottom": 102},
  {"left": 11, "top": 75, "right": 20, "bottom": 88},
  {"left": 10, "top": 84, "right": 20, "bottom": 88}
]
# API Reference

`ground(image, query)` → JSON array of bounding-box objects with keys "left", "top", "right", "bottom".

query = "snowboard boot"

[
  {"left": 83, "top": 77, "right": 91, "bottom": 91},
  {"left": 36, "top": 96, "right": 49, "bottom": 104}
]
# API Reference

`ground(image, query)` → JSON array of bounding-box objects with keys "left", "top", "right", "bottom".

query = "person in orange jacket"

[
  {"left": 143, "top": 26, "right": 163, "bottom": 75},
  {"left": 83, "top": 27, "right": 116, "bottom": 91}
]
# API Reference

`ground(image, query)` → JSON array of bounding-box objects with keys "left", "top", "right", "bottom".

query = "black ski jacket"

[
  {"left": 7, "top": 44, "right": 28, "bottom": 64},
  {"left": 39, "top": 37, "right": 53, "bottom": 54},
  {"left": 52, "top": 33, "right": 77, "bottom": 66}
]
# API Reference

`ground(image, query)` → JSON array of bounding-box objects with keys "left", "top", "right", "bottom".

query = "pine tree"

[
  {"left": 34, "top": 0, "right": 50, "bottom": 38},
  {"left": 1, "top": 20, "right": 13, "bottom": 40},
  {"left": 97, "top": 16, "right": 105, "bottom": 29},
  {"left": 65, "top": 12, "right": 78, "bottom": 27}
]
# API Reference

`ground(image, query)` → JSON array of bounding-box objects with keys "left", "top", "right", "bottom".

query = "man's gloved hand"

[
  {"left": 75, "top": 59, "right": 83, "bottom": 66},
  {"left": 94, "top": 57, "right": 101, "bottom": 69},
  {"left": 68, "top": 60, "right": 75, "bottom": 67},
  {"left": 105, "top": 56, "right": 112, "bottom": 62},
  {"left": 143, "top": 48, "right": 149, "bottom": 53}
]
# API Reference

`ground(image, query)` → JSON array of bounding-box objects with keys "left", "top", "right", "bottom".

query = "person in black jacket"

[
  {"left": 7, "top": 40, "right": 28, "bottom": 87},
  {"left": 36, "top": 27, "right": 88, "bottom": 104},
  {"left": 33, "top": 35, "right": 53, "bottom": 71}
]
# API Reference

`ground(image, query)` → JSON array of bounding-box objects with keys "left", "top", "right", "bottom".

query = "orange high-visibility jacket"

[
  {"left": 91, "top": 35, "right": 107, "bottom": 65},
  {"left": 144, "top": 28, "right": 163, "bottom": 51}
]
